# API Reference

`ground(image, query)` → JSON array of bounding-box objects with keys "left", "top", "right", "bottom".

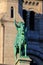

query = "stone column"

[{"left": 0, "top": 22, "right": 4, "bottom": 64}]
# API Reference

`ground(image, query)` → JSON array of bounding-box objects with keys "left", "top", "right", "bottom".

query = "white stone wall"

[{"left": 4, "top": 22, "right": 17, "bottom": 64}]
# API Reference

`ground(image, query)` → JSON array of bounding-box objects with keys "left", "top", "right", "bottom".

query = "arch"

[
  {"left": 11, "top": 6, "right": 14, "bottom": 18},
  {"left": 28, "top": 8, "right": 39, "bottom": 14}
]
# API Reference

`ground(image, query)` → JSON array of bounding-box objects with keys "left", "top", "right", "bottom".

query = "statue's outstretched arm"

[{"left": 14, "top": 20, "right": 20, "bottom": 28}]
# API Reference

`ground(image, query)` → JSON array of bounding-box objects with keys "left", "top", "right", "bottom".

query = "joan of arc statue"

[{"left": 14, "top": 20, "right": 27, "bottom": 59}]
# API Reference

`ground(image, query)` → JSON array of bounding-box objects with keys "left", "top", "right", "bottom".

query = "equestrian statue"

[{"left": 14, "top": 20, "right": 27, "bottom": 59}]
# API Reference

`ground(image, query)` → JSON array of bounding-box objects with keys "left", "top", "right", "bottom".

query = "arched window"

[
  {"left": 11, "top": 6, "right": 14, "bottom": 18},
  {"left": 29, "top": 11, "right": 35, "bottom": 31}
]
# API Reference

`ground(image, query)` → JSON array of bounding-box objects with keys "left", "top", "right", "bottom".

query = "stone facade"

[{"left": 0, "top": 0, "right": 43, "bottom": 65}]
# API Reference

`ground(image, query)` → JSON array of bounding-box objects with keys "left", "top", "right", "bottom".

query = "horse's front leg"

[
  {"left": 14, "top": 45, "right": 17, "bottom": 59},
  {"left": 19, "top": 43, "right": 21, "bottom": 57}
]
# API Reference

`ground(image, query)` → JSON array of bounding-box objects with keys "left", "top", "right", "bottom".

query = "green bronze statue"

[{"left": 14, "top": 20, "right": 27, "bottom": 59}]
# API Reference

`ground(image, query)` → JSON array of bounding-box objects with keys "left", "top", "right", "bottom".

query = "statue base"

[{"left": 15, "top": 56, "right": 32, "bottom": 65}]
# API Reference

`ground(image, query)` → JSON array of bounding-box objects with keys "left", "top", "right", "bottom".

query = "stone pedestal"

[{"left": 15, "top": 57, "right": 32, "bottom": 65}]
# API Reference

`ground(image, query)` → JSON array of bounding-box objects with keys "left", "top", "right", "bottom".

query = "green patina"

[{"left": 14, "top": 20, "right": 27, "bottom": 59}]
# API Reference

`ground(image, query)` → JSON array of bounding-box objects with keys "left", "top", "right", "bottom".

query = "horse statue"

[{"left": 14, "top": 20, "right": 26, "bottom": 59}]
